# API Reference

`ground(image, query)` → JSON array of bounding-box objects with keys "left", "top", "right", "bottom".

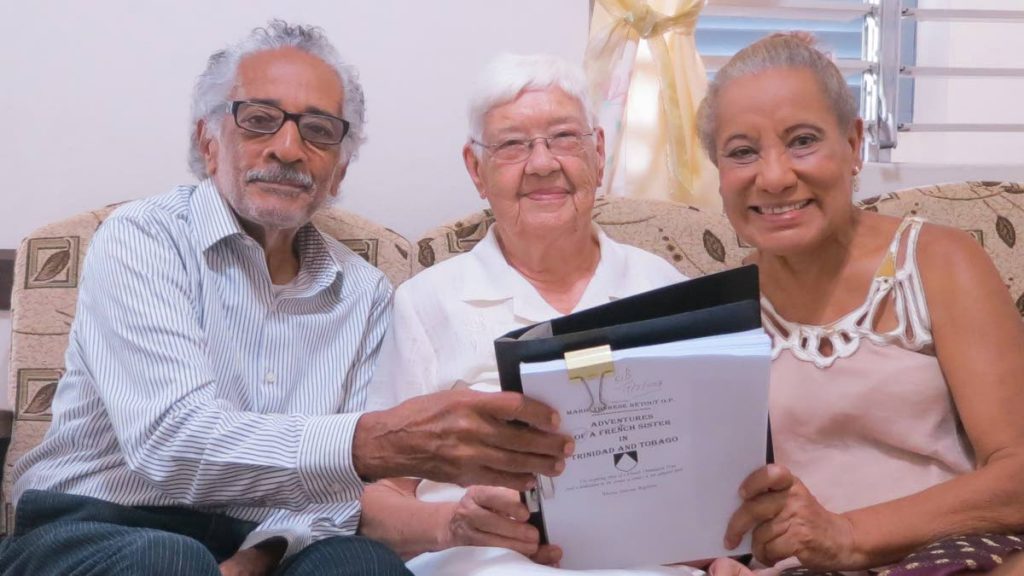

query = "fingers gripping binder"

[{"left": 494, "top": 265, "right": 774, "bottom": 570}]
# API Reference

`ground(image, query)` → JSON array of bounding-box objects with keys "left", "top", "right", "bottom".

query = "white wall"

[
  {"left": 0, "top": 0, "right": 589, "bottom": 249},
  {"left": 3, "top": 0, "right": 1022, "bottom": 252},
  {"left": 0, "top": 0, "right": 589, "bottom": 413},
  {"left": 5, "top": 0, "right": 1021, "bottom": 246},
  {"left": 2, "top": 1, "right": 1024, "bottom": 413}
]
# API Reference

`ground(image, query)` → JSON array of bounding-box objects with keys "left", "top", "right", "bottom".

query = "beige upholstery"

[
  {"left": 3, "top": 180, "right": 1022, "bottom": 535},
  {"left": 415, "top": 182, "right": 1024, "bottom": 318},
  {"left": 413, "top": 197, "right": 747, "bottom": 277},
  {"left": 861, "top": 181, "right": 1024, "bottom": 315},
  {"left": 312, "top": 210, "right": 414, "bottom": 288},
  {"left": 1, "top": 202, "right": 412, "bottom": 534}
]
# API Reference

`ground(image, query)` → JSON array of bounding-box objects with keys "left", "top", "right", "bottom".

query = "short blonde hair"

[{"left": 696, "top": 32, "right": 858, "bottom": 164}]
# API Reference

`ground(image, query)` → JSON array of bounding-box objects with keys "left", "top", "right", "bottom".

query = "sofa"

[{"left": 3, "top": 180, "right": 1023, "bottom": 534}]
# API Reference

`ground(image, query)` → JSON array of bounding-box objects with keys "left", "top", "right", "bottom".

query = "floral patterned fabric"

[
  {"left": 777, "top": 534, "right": 1024, "bottom": 576},
  {"left": 878, "top": 534, "right": 1024, "bottom": 575},
  {"left": 859, "top": 181, "right": 1024, "bottom": 320},
  {"left": 413, "top": 196, "right": 745, "bottom": 277},
  {"left": 416, "top": 183, "right": 1024, "bottom": 322}
]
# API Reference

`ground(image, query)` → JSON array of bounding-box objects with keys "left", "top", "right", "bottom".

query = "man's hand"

[
  {"left": 354, "top": 390, "right": 573, "bottom": 490},
  {"left": 724, "top": 464, "right": 862, "bottom": 571},
  {"left": 442, "top": 485, "right": 561, "bottom": 565},
  {"left": 218, "top": 541, "right": 283, "bottom": 576}
]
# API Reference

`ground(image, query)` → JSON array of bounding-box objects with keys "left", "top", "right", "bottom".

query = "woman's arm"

[
  {"left": 360, "top": 478, "right": 453, "bottom": 560},
  {"left": 726, "top": 224, "right": 1024, "bottom": 571},
  {"left": 360, "top": 478, "right": 559, "bottom": 563},
  {"left": 841, "top": 223, "right": 1024, "bottom": 562}
]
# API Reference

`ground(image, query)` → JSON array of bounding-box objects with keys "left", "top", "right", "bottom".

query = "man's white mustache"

[{"left": 245, "top": 166, "right": 314, "bottom": 189}]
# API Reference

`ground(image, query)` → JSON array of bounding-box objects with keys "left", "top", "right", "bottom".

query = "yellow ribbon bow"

[{"left": 586, "top": 0, "right": 719, "bottom": 208}]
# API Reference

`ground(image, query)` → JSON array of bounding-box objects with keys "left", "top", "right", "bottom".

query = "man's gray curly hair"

[{"left": 187, "top": 20, "right": 366, "bottom": 179}]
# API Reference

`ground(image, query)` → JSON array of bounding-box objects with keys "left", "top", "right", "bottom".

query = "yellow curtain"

[{"left": 585, "top": 0, "right": 720, "bottom": 209}]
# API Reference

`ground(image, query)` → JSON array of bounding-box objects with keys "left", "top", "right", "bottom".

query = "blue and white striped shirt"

[{"left": 12, "top": 180, "right": 392, "bottom": 556}]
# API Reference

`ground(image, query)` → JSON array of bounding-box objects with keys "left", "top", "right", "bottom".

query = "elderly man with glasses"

[
  {"left": 0, "top": 22, "right": 572, "bottom": 576},
  {"left": 360, "top": 54, "right": 689, "bottom": 576}
]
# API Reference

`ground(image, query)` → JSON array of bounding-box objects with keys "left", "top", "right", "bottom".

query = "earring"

[{"left": 852, "top": 165, "right": 861, "bottom": 175}]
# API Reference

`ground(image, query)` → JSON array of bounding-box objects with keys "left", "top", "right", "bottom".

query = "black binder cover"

[
  {"left": 493, "top": 264, "right": 767, "bottom": 547},
  {"left": 495, "top": 265, "right": 762, "bottom": 394}
]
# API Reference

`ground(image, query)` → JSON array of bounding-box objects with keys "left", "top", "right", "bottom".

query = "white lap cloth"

[{"left": 408, "top": 547, "right": 704, "bottom": 576}]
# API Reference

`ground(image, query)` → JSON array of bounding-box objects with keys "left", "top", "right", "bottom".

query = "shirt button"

[
  {"left": 331, "top": 483, "right": 346, "bottom": 494},
  {"left": 264, "top": 371, "right": 277, "bottom": 384}
]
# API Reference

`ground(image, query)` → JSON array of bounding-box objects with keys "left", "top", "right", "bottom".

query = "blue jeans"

[{"left": 0, "top": 490, "right": 410, "bottom": 576}]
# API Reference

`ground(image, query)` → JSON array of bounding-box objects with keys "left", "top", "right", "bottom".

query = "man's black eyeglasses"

[{"left": 229, "top": 101, "right": 350, "bottom": 145}]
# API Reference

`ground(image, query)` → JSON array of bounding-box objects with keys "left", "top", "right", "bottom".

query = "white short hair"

[{"left": 467, "top": 53, "right": 596, "bottom": 143}]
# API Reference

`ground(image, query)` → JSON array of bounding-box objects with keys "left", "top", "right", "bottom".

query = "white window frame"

[{"left": 599, "top": 0, "right": 1024, "bottom": 163}]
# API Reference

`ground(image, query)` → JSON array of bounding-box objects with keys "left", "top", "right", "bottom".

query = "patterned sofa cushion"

[
  {"left": 310, "top": 210, "right": 414, "bottom": 289},
  {"left": 414, "top": 182, "right": 1024, "bottom": 321},
  {"left": 863, "top": 181, "right": 1024, "bottom": 319},
  {"left": 1, "top": 202, "right": 412, "bottom": 534},
  {"left": 3, "top": 180, "right": 1020, "bottom": 535},
  {"left": 413, "top": 196, "right": 747, "bottom": 278}
]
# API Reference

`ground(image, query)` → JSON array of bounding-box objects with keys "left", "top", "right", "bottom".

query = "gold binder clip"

[
  {"left": 565, "top": 345, "right": 615, "bottom": 413},
  {"left": 564, "top": 344, "right": 615, "bottom": 381}
]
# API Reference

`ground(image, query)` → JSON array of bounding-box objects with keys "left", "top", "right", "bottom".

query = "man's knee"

[
  {"left": 278, "top": 535, "right": 411, "bottom": 576},
  {"left": 0, "top": 522, "right": 220, "bottom": 576},
  {"left": 111, "top": 530, "right": 221, "bottom": 575}
]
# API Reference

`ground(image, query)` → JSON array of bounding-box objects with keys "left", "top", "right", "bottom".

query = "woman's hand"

[
  {"left": 442, "top": 485, "right": 562, "bottom": 565},
  {"left": 724, "top": 464, "right": 863, "bottom": 571},
  {"left": 707, "top": 557, "right": 755, "bottom": 575}
]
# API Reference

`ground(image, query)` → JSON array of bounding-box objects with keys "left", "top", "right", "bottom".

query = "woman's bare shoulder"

[{"left": 915, "top": 220, "right": 993, "bottom": 276}]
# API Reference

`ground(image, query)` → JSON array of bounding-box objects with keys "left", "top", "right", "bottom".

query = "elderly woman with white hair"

[{"left": 359, "top": 54, "right": 694, "bottom": 575}]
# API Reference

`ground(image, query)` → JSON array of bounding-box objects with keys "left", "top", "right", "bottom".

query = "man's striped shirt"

[{"left": 12, "top": 180, "right": 392, "bottom": 556}]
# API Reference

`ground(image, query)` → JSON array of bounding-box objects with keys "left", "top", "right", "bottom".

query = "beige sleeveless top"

[{"left": 762, "top": 217, "right": 975, "bottom": 515}]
